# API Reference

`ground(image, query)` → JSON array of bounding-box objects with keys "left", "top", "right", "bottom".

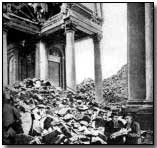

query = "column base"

[
  {"left": 127, "top": 99, "right": 153, "bottom": 105},
  {"left": 125, "top": 100, "right": 153, "bottom": 130},
  {"left": 126, "top": 100, "right": 153, "bottom": 112}
]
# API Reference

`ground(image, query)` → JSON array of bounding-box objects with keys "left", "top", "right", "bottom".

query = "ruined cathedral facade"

[
  {"left": 3, "top": 3, "right": 104, "bottom": 102},
  {"left": 3, "top": 3, "right": 153, "bottom": 120}
]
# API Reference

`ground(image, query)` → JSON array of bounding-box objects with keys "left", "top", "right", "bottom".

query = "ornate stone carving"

[
  {"left": 44, "top": 13, "right": 63, "bottom": 29},
  {"left": 3, "top": 3, "right": 48, "bottom": 23},
  {"left": 60, "top": 3, "right": 75, "bottom": 17},
  {"left": 60, "top": 3, "right": 68, "bottom": 15},
  {"left": 32, "top": 3, "right": 48, "bottom": 22},
  {"left": 67, "top": 3, "right": 75, "bottom": 10},
  {"left": 91, "top": 12, "right": 103, "bottom": 25}
]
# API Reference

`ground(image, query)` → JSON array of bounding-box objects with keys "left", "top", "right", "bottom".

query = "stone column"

[
  {"left": 3, "top": 28, "right": 8, "bottom": 88},
  {"left": 15, "top": 49, "right": 19, "bottom": 81},
  {"left": 35, "top": 42, "right": 40, "bottom": 79},
  {"left": 65, "top": 26, "right": 76, "bottom": 91},
  {"left": 127, "top": 3, "right": 146, "bottom": 105},
  {"left": 61, "top": 56, "right": 65, "bottom": 89},
  {"left": 93, "top": 34, "right": 103, "bottom": 104},
  {"left": 36, "top": 40, "right": 48, "bottom": 80},
  {"left": 145, "top": 3, "right": 153, "bottom": 103}
]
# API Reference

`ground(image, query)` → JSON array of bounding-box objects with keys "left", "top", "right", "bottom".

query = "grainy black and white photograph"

[{"left": 2, "top": 2, "right": 154, "bottom": 145}]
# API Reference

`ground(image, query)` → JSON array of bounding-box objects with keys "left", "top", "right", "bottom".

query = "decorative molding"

[
  {"left": 4, "top": 15, "right": 40, "bottom": 34},
  {"left": 74, "top": 3, "right": 93, "bottom": 16},
  {"left": 91, "top": 12, "right": 103, "bottom": 26},
  {"left": 43, "top": 13, "right": 63, "bottom": 28},
  {"left": 70, "top": 3, "right": 103, "bottom": 26},
  {"left": 3, "top": 12, "right": 40, "bottom": 35},
  {"left": 8, "top": 13, "right": 39, "bottom": 25},
  {"left": 3, "top": 3, "right": 103, "bottom": 37},
  {"left": 48, "top": 55, "right": 61, "bottom": 63},
  {"left": 60, "top": 3, "right": 75, "bottom": 15},
  {"left": 67, "top": 3, "right": 75, "bottom": 9},
  {"left": 3, "top": 13, "right": 10, "bottom": 32},
  {"left": 69, "top": 10, "right": 102, "bottom": 34}
]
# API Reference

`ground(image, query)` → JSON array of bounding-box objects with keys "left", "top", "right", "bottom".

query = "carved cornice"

[
  {"left": 74, "top": 3, "right": 93, "bottom": 16},
  {"left": 69, "top": 3, "right": 103, "bottom": 26},
  {"left": 43, "top": 13, "right": 63, "bottom": 28},
  {"left": 3, "top": 14, "right": 10, "bottom": 32},
  {"left": 91, "top": 12, "right": 103, "bottom": 26},
  {"left": 60, "top": 3, "right": 75, "bottom": 15},
  {"left": 3, "top": 12, "right": 40, "bottom": 34},
  {"left": 3, "top": 3, "right": 103, "bottom": 37}
]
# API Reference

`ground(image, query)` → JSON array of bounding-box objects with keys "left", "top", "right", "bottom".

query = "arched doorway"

[
  {"left": 18, "top": 44, "right": 35, "bottom": 81},
  {"left": 48, "top": 46, "right": 64, "bottom": 87}
]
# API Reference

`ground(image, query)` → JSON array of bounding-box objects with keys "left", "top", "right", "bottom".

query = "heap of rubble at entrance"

[
  {"left": 3, "top": 78, "right": 110, "bottom": 144},
  {"left": 3, "top": 64, "right": 153, "bottom": 144}
]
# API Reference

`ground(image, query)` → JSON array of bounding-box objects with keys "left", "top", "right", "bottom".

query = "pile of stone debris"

[
  {"left": 3, "top": 78, "right": 112, "bottom": 144},
  {"left": 3, "top": 78, "right": 153, "bottom": 144},
  {"left": 76, "top": 77, "right": 127, "bottom": 107},
  {"left": 76, "top": 64, "right": 128, "bottom": 105}
]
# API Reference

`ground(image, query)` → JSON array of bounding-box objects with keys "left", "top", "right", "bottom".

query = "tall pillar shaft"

[
  {"left": 127, "top": 4, "right": 146, "bottom": 103},
  {"left": 93, "top": 34, "right": 103, "bottom": 103},
  {"left": 145, "top": 3, "right": 153, "bottom": 102},
  {"left": 65, "top": 29, "right": 76, "bottom": 91},
  {"left": 3, "top": 29, "right": 8, "bottom": 87},
  {"left": 61, "top": 56, "right": 65, "bottom": 89},
  {"left": 35, "top": 43, "right": 40, "bottom": 79},
  {"left": 15, "top": 49, "right": 19, "bottom": 81},
  {"left": 36, "top": 40, "right": 48, "bottom": 80}
]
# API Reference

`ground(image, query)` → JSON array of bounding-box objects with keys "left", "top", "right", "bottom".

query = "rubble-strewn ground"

[
  {"left": 2, "top": 65, "right": 153, "bottom": 144},
  {"left": 77, "top": 64, "right": 128, "bottom": 106},
  {"left": 3, "top": 78, "right": 110, "bottom": 144}
]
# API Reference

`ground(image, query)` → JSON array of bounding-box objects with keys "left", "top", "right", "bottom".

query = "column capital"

[
  {"left": 92, "top": 33, "right": 103, "bottom": 42},
  {"left": 64, "top": 19, "right": 76, "bottom": 33},
  {"left": 3, "top": 19, "right": 10, "bottom": 32},
  {"left": 3, "top": 25, "right": 9, "bottom": 33}
]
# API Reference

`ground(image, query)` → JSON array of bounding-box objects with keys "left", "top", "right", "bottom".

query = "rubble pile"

[
  {"left": 4, "top": 78, "right": 111, "bottom": 144},
  {"left": 76, "top": 78, "right": 95, "bottom": 102},
  {"left": 103, "top": 64, "right": 128, "bottom": 104},
  {"left": 3, "top": 65, "right": 153, "bottom": 144},
  {"left": 77, "top": 64, "right": 128, "bottom": 105}
]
